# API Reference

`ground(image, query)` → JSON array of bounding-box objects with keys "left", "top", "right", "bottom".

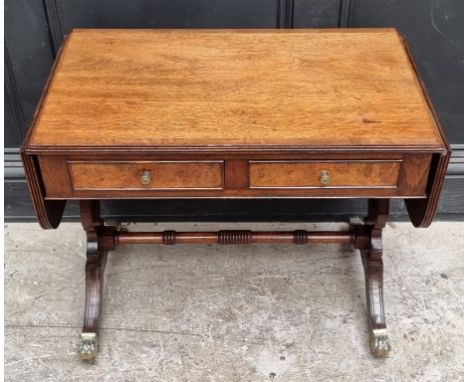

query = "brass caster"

[
  {"left": 80, "top": 332, "right": 98, "bottom": 361},
  {"left": 370, "top": 329, "right": 391, "bottom": 357}
]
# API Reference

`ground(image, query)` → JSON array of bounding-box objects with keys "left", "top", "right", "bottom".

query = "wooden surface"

[
  {"left": 115, "top": 230, "right": 354, "bottom": 245},
  {"left": 37, "top": 154, "right": 431, "bottom": 199},
  {"left": 21, "top": 28, "right": 450, "bottom": 229},
  {"left": 357, "top": 199, "right": 391, "bottom": 356},
  {"left": 28, "top": 28, "right": 445, "bottom": 151},
  {"left": 249, "top": 160, "right": 401, "bottom": 189},
  {"left": 69, "top": 161, "right": 224, "bottom": 190}
]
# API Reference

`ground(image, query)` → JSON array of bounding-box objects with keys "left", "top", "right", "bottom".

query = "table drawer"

[
  {"left": 38, "top": 155, "right": 430, "bottom": 198},
  {"left": 68, "top": 161, "right": 224, "bottom": 190},
  {"left": 249, "top": 160, "right": 402, "bottom": 189}
]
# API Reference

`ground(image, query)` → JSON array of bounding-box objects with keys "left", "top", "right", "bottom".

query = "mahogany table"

[{"left": 21, "top": 29, "right": 450, "bottom": 360}]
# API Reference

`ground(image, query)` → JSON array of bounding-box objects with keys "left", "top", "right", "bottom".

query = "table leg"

[
  {"left": 76, "top": 198, "right": 391, "bottom": 359},
  {"left": 354, "top": 199, "right": 391, "bottom": 357},
  {"left": 79, "top": 200, "right": 109, "bottom": 361}
]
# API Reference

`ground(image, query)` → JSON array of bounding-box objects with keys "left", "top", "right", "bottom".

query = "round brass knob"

[
  {"left": 319, "top": 170, "right": 330, "bottom": 185},
  {"left": 140, "top": 171, "right": 152, "bottom": 185}
]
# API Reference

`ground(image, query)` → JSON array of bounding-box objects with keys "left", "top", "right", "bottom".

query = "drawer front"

[
  {"left": 69, "top": 161, "right": 224, "bottom": 190},
  {"left": 38, "top": 155, "right": 430, "bottom": 198},
  {"left": 249, "top": 160, "right": 402, "bottom": 189}
]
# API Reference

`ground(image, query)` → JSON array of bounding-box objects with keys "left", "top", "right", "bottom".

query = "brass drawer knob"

[
  {"left": 140, "top": 171, "right": 152, "bottom": 185},
  {"left": 319, "top": 170, "right": 330, "bottom": 185}
]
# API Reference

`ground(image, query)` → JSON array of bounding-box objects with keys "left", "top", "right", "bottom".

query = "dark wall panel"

[
  {"left": 45, "top": 0, "right": 280, "bottom": 51},
  {"left": 5, "top": 0, "right": 55, "bottom": 140},
  {"left": 59, "top": 0, "right": 278, "bottom": 28},
  {"left": 4, "top": 52, "right": 24, "bottom": 148},
  {"left": 349, "top": 0, "right": 463, "bottom": 144},
  {"left": 293, "top": 0, "right": 341, "bottom": 27},
  {"left": 4, "top": 94, "right": 20, "bottom": 148}
]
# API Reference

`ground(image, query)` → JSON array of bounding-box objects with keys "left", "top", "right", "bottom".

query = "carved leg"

[
  {"left": 353, "top": 199, "right": 391, "bottom": 357},
  {"left": 79, "top": 200, "right": 111, "bottom": 361}
]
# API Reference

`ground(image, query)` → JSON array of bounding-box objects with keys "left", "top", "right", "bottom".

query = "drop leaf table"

[{"left": 21, "top": 29, "right": 450, "bottom": 361}]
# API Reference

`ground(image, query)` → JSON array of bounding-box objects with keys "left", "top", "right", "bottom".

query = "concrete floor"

[{"left": 4, "top": 221, "right": 463, "bottom": 382}]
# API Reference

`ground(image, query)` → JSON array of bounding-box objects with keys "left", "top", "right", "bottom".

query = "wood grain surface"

[
  {"left": 249, "top": 160, "right": 401, "bottom": 189},
  {"left": 28, "top": 28, "right": 444, "bottom": 150},
  {"left": 21, "top": 29, "right": 450, "bottom": 229},
  {"left": 69, "top": 161, "right": 223, "bottom": 190},
  {"left": 37, "top": 154, "right": 430, "bottom": 198}
]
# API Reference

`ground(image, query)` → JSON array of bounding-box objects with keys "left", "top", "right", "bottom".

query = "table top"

[{"left": 28, "top": 28, "right": 444, "bottom": 151}]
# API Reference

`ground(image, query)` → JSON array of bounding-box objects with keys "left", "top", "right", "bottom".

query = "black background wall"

[{"left": 5, "top": 0, "right": 463, "bottom": 222}]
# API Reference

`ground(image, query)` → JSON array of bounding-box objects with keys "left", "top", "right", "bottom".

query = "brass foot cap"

[
  {"left": 371, "top": 329, "right": 391, "bottom": 357},
  {"left": 80, "top": 332, "right": 98, "bottom": 361}
]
